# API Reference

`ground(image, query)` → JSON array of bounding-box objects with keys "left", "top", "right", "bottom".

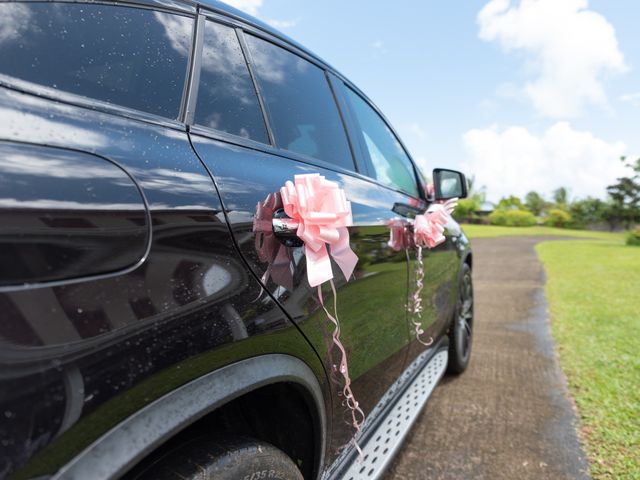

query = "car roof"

[{"left": 194, "top": 0, "right": 337, "bottom": 73}]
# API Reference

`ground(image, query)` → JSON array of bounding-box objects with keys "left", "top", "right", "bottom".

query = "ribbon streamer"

[
  {"left": 409, "top": 246, "right": 434, "bottom": 346},
  {"left": 276, "top": 174, "right": 363, "bottom": 454},
  {"left": 318, "top": 281, "right": 365, "bottom": 456}
]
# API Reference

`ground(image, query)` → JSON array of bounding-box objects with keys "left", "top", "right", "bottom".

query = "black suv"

[{"left": 0, "top": 1, "right": 473, "bottom": 479}]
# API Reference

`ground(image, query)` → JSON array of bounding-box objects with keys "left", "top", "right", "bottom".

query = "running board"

[{"left": 341, "top": 349, "right": 448, "bottom": 480}]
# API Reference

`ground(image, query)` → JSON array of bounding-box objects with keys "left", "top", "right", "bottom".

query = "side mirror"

[{"left": 433, "top": 168, "right": 468, "bottom": 200}]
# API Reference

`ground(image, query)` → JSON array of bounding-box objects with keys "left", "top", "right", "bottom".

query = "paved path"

[{"left": 385, "top": 236, "right": 591, "bottom": 480}]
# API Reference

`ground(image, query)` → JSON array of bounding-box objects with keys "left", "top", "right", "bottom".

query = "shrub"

[
  {"left": 488, "top": 209, "right": 536, "bottom": 227},
  {"left": 453, "top": 197, "right": 481, "bottom": 221},
  {"left": 488, "top": 209, "right": 507, "bottom": 226},
  {"left": 626, "top": 227, "right": 640, "bottom": 246},
  {"left": 545, "top": 208, "right": 572, "bottom": 228}
]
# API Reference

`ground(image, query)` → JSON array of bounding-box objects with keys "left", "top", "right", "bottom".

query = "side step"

[{"left": 341, "top": 349, "right": 448, "bottom": 480}]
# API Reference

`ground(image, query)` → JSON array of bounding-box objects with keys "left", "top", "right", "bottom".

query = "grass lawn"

[
  {"left": 537, "top": 241, "right": 640, "bottom": 479},
  {"left": 464, "top": 224, "right": 639, "bottom": 479},
  {"left": 461, "top": 223, "right": 625, "bottom": 242}
]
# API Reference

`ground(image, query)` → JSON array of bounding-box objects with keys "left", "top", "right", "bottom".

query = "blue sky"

[{"left": 224, "top": 0, "right": 640, "bottom": 202}]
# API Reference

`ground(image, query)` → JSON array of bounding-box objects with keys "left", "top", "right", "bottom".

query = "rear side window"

[
  {"left": 245, "top": 35, "right": 354, "bottom": 170},
  {"left": 344, "top": 87, "right": 419, "bottom": 197},
  {"left": 195, "top": 20, "right": 268, "bottom": 143},
  {"left": 0, "top": 3, "right": 191, "bottom": 119}
]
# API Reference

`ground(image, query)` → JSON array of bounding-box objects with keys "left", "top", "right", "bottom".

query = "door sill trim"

[{"left": 326, "top": 346, "right": 449, "bottom": 479}]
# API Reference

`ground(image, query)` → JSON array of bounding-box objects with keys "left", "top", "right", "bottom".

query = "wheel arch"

[{"left": 51, "top": 354, "right": 327, "bottom": 480}]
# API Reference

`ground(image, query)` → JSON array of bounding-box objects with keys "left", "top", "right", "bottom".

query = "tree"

[
  {"left": 524, "top": 191, "right": 547, "bottom": 216},
  {"left": 452, "top": 175, "right": 486, "bottom": 221},
  {"left": 553, "top": 187, "right": 569, "bottom": 206},
  {"left": 569, "top": 197, "right": 607, "bottom": 228},
  {"left": 496, "top": 195, "right": 523, "bottom": 210},
  {"left": 607, "top": 156, "right": 640, "bottom": 229}
]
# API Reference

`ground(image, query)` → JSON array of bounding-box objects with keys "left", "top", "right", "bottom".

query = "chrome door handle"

[{"left": 272, "top": 209, "right": 303, "bottom": 247}]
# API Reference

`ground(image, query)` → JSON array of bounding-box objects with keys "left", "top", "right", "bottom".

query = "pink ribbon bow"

[
  {"left": 414, "top": 198, "right": 458, "bottom": 248},
  {"left": 280, "top": 174, "right": 358, "bottom": 287},
  {"left": 387, "top": 218, "right": 414, "bottom": 252}
]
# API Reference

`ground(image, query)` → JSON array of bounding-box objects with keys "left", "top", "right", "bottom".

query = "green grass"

[
  {"left": 536, "top": 241, "right": 640, "bottom": 479},
  {"left": 462, "top": 224, "right": 624, "bottom": 242},
  {"left": 465, "top": 224, "right": 639, "bottom": 478}
]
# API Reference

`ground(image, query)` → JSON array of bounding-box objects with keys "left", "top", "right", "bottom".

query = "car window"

[
  {"left": 244, "top": 34, "right": 354, "bottom": 170},
  {"left": 0, "top": 3, "right": 191, "bottom": 119},
  {"left": 195, "top": 21, "right": 268, "bottom": 143},
  {"left": 344, "top": 87, "right": 419, "bottom": 197}
]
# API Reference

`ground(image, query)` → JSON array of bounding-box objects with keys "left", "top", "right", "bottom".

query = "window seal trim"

[
  {"left": 0, "top": 75, "right": 186, "bottom": 132},
  {"left": 325, "top": 71, "right": 359, "bottom": 173},
  {"left": 182, "top": 12, "right": 205, "bottom": 125},
  {"left": 235, "top": 28, "right": 276, "bottom": 147}
]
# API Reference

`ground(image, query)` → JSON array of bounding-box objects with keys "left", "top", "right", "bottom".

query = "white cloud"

[
  {"left": 478, "top": 0, "right": 627, "bottom": 118},
  {"left": 404, "top": 123, "right": 426, "bottom": 139},
  {"left": 267, "top": 18, "right": 298, "bottom": 29},
  {"left": 462, "top": 122, "right": 627, "bottom": 202},
  {"left": 221, "top": 0, "right": 263, "bottom": 16},
  {"left": 370, "top": 40, "right": 388, "bottom": 55},
  {"left": 620, "top": 92, "right": 640, "bottom": 108},
  {"left": 220, "top": 1, "right": 297, "bottom": 30}
]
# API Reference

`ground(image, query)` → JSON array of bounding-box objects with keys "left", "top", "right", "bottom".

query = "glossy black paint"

[
  {"left": 190, "top": 134, "right": 417, "bottom": 457},
  {"left": 0, "top": 141, "right": 149, "bottom": 287},
  {"left": 0, "top": 1, "right": 471, "bottom": 479},
  {"left": 0, "top": 87, "right": 325, "bottom": 479}
]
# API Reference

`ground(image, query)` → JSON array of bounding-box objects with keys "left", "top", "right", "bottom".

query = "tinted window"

[
  {"left": 195, "top": 21, "right": 268, "bottom": 142},
  {"left": 245, "top": 35, "right": 354, "bottom": 170},
  {"left": 344, "top": 87, "right": 419, "bottom": 196},
  {"left": 0, "top": 3, "right": 191, "bottom": 118}
]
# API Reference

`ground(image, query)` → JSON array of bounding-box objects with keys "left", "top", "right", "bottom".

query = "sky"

[{"left": 222, "top": 0, "right": 639, "bottom": 203}]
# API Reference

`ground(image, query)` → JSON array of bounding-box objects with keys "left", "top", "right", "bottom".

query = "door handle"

[{"left": 272, "top": 209, "right": 303, "bottom": 247}]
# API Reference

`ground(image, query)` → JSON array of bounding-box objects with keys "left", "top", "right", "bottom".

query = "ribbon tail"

[
  {"left": 305, "top": 244, "right": 333, "bottom": 287},
  {"left": 330, "top": 227, "right": 358, "bottom": 282},
  {"left": 317, "top": 281, "right": 365, "bottom": 458},
  {"left": 270, "top": 245, "right": 294, "bottom": 291},
  {"left": 411, "top": 246, "right": 433, "bottom": 346}
]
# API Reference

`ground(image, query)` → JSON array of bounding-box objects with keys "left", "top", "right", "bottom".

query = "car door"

[
  {"left": 336, "top": 81, "right": 460, "bottom": 368},
  {"left": 186, "top": 15, "right": 413, "bottom": 458}
]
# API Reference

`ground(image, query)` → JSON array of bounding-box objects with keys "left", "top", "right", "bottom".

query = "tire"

[
  {"left": 447, "top": 262, "right": 473, "bottom": 374},
  {"left": 133, "top": 435, "right": 304, "bottom": 480}
]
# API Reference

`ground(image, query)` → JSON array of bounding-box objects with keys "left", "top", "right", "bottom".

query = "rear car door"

[{"left": 186, "top": 14, "right": 414, "bottom": 457}]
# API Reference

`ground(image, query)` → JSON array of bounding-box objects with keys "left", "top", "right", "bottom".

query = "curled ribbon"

[
  {"left": 410, "top": 197, "right": 458, "bottom": 345},
  {"left": 280, "top": 174, "right": 358, "bottom": 287}
]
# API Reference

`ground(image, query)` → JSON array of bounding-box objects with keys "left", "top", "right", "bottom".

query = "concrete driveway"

[{"left": 385, "top": 236, "right": 591, "bottom": 480}]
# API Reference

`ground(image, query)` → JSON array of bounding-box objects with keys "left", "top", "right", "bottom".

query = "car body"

[{"left": 0, "top": 1, "right": 473, "bottom": 479}]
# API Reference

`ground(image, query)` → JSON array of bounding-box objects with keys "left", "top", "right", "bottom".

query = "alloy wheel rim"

[{"left": 457, "top": 272, "right": 473, "bottom": 359}]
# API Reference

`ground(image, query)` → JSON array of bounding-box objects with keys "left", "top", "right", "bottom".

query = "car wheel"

[
  {"left": 447, "top": 262, "right": 473, "bottom": 374},
  {"left": 133, "top": 435, "right": 304, "bottom": 480}
]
